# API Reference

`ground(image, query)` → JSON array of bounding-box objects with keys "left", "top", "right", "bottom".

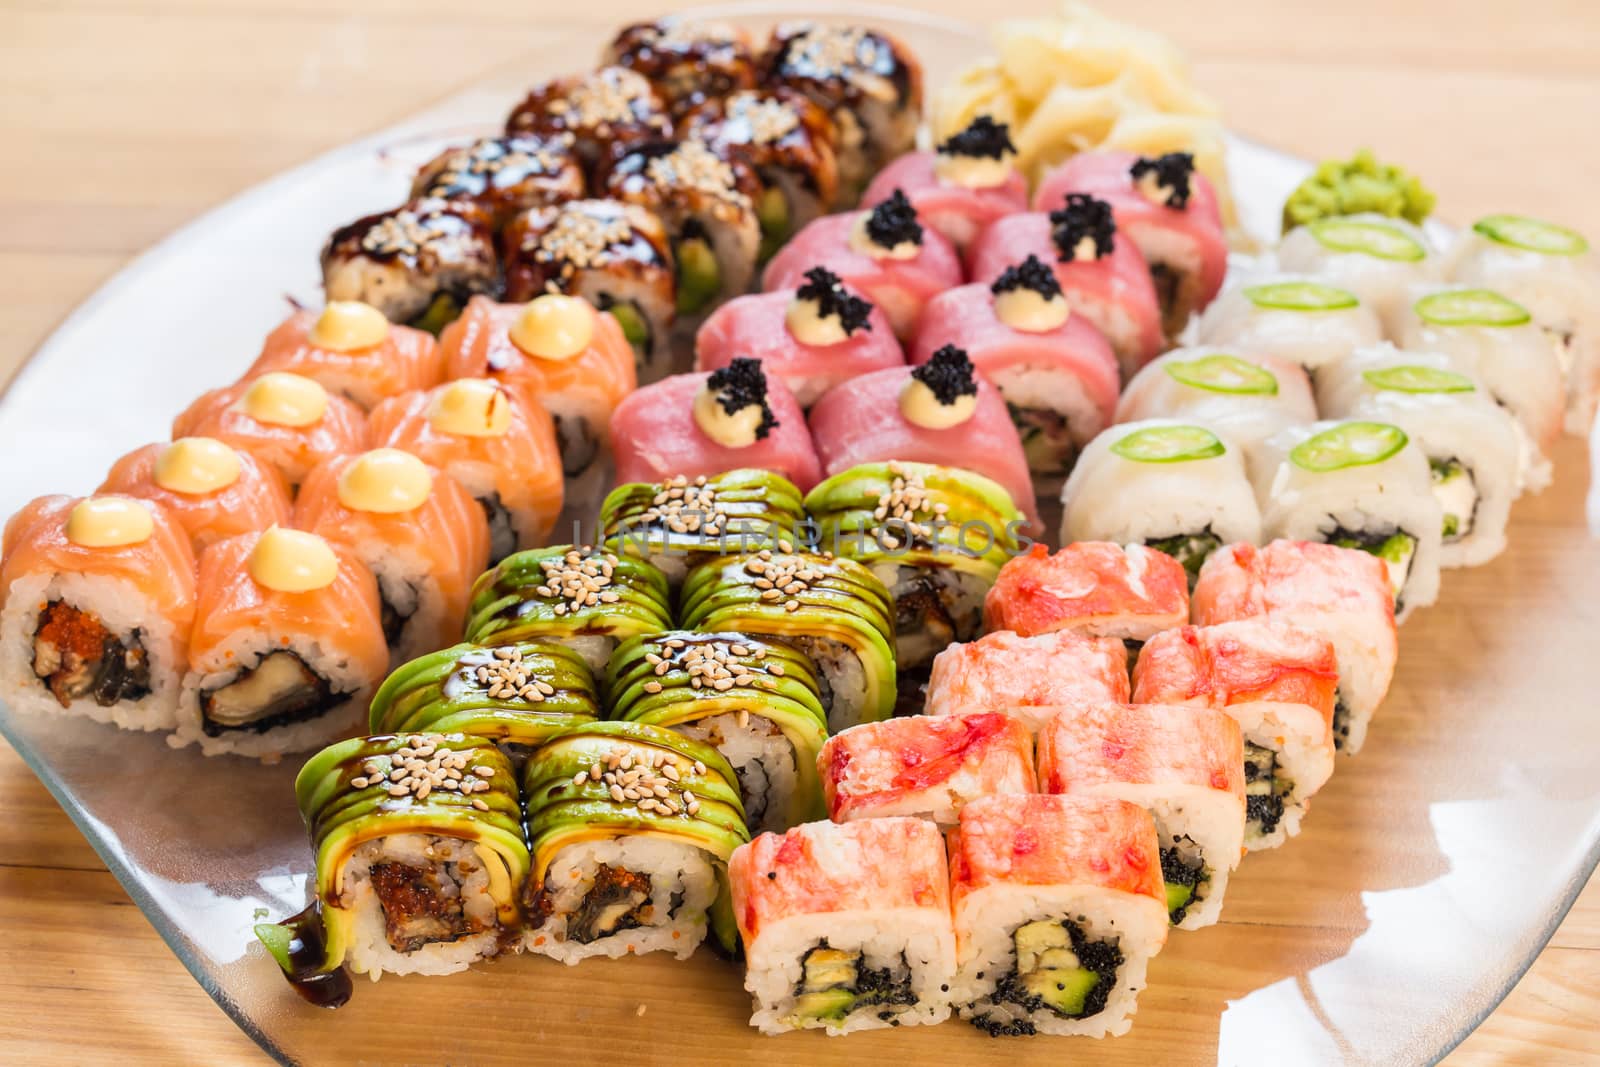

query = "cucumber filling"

[
  {"left": 407, "top": 291, "right": 464, "bottom": 336},
  {"left": 600, "top": 300, "right": 652, "bottom": 356},
  {"left": 756, "top": 186, "right": 791, "bottom": 260},
  {"left": 1429, "top": 458, "right": 1477, "bottom": 542},
  {"left": 1143, "top": 527, "right": 1221, "bottom": 587},
  {"left": 790, "top": 944, "right": 917, "bottom": 1025},
  {"left": 30, "top": 601, "right": 151, "bottom": 709},
  {"left": 675, "top": 232, "right": 722, "bottom": 314},
  {"left": 1007, "top": 403, "right": 1078, "bottom": 475},
  {"left": 978, "top": 918, "right": 1122, "bottom": 1034},
  {"left": 1159, "top": 834, "right": 1208, "bottom": 925},
  {"left": 1327, "top": 525, "right": 1417, "bottom": 609},
  {"left": 1244, "top": 741, "right": 1292, "bottom": 838}
]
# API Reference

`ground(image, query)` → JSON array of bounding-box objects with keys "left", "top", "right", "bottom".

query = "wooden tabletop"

[{"left": 4, "top": 0, "right": 1599, "bottom": 1062}]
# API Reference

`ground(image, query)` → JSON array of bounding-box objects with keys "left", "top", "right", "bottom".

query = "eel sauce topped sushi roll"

[
  {"left": 1061, "top": 419, "right": 1262, "bottom": 586},
  {"left": 500, "top": 199, "right": 678, "bottom": 381},
  {"left": 1036, "top": 702, "right": 1245, "bottom": 930},
  {"left": 607, "top": 631, "right": 830, "bottom": 835},
  {"left": 171, "top": 372, "right": 368, "bottom": 496},
  {"left": 695, "top": 267, "right": 903, "bottom": 408},
  {"left": 367, "top": 378, "right": 564, "bottom": 563},
  {"left": 947, "top": 794, "right": 1168, "bottom": 1038},
  {"left": 925, "top": 629, "right": 1132, "bottom": 735},
  {"left": 0, "top": 495, "right": 195, "bottom": 730},
  {"left": 1447, "top": 214, "right": 1600, "bottom": 434},
  {"left": 1034, "top": 150, "right": 1228, "bottom": 337},
  {"left": 292, "top": 450, "right": 490, "bottom": 665},
  {"left": 256, "top": 732, "right": 527, "bottom": 1002},
  {"left": 175, "top": 527, "right": 389, "bottom": 759},
  {"left": 1275, "top": 212, "right": 1443, "bottom": 322},
  {"left": 966, "top": 196, "right": 1163, "bottom": 377},
  {"left": 410, "top": 133, "right": 586, "bottom": 229},
  {"left": 520, "top": 721, "right": 749, "bottom": 961},
  {"left": 1250, "top": 418, "right": 1442, "bottom": 620},
  {"left": 321, "top": 198, "right": 499, "bottom": 334},
  {"left": 762, "top": 190, "right": 963, "bottom": 340},
  {"left": 463, "top": 544, "right": 672, "bottom": 675},
  {"left": 1133, "top": 618, "right": 1338, "bottom": 850},
  {"left": 819, "top": 712, "right": 1036, "bottom": 828},
  {"left": 505, "top": 66, "right": 673, "bottom": 179},
  {"left": 245, "top": 303, "right": 443, "bottom": 412},
  {"left": 803, "top": 461, "right": 1024, "bottom": 669},
  {"left": 807, "top": 345, "right": 1041, "bottom": 533},
  {"left": 602, "top": 18, "right": 758, "bottom": 122},
  {"left": 1193, "top": 540, "right": 1397, "bottom": 755},
  {"left": 759, "top": 22, "right": 923, "bottom": 205},
  {"left": 680, "top": 550, "right": 897, "bottom": 733},
  {"left": 1197, "top": 273, "right": 1381, "bottom": 372},
  {"left": 861, "top": 116, "right": 1029, "bottom": 251},
  {"left": 1115, "top": 346, "right": 1317, "bottom": 462},
  {"left": 608, "top": 359, "right": 823, "bottom": 492},
  {"left": 99, "top": 438, "right": 292, "bottom": 556},
  {"left": 729, "top": 817, "right": 956, "bottom": 1035},
  {"left": 1317, "top": 344, "right": 1521, "bottom": 568},
  {"left": 911, "top": 258, "right": 1120, "bottom": 481},
  {"left": 681, "top": 88, "right": 840, "bottom": 259}
]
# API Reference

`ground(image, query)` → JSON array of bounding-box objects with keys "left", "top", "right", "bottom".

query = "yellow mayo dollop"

[
  {"left": 336, "top": 449, "right": 433, "bottom": 514},
  {"left": 899, "top": 378, "right": 976, "bottom": 429},
  {"left": 249, "top": 526, "right": 339, "bottom": 593},
  {"left": 154, "top": 437, "right": 242, "bottom": 495},
  {"left": 934, "top": 152, "right": 1013, "bottom": 189},
  {"left": 236, "top": 372, "right": 329, "bottom": 428},
  {"left": 993, "top": 288, "right": 1070, "bottom": 332},
  {"left": 1134, "top": 170, "right": 1176, "bottom": 207},
  {"left": 848, "top": 214, "right": 919, "bottom": 260},
  {"left": 785, "top": 295, "right": 850, "bottom": 346},
  {"left": 65, "top": 497, "right": 154, "bottom": 548},
  {"left": 309, "top": 301, "right": 390, "bottom": 351},
  {"left": 509, "top": 294, "right": 594, "bottom": 361},
  {"left": 427, "top": 379, "right": 512, "bottom": 438},
  {"left": 693, "top": 387, "right": 764, "bottom": 448}
]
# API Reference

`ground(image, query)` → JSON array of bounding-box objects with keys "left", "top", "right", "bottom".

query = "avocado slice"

[
  {"left": 793, "top": 987, "right": 857, "bottom": 1021},
  {"left": 1165, "top": 880, "right": 1195, "bottom": 915},
  {"left": 802, "top": 946, "right": 859, "bottom": 991},
  {"left": 675, "top": 238, "right": 721, "bottom": 314},
  {"left": 1013, "top": 918, "right": 1072, "bottom": 973},
  {"left": 408, "top": 291, "right": 463, "bottom": 336},
  {"left": 756, "top": 187, "right": 791, "bottom": 260},
  {"left": 1020, "top": 967, "right": 1100, "bottom": 1017},
  {"left": 605, "top": 303, "right": 650, "bottom": 351}
]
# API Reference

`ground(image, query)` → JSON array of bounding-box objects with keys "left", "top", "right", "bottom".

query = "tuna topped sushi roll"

[
  {"left": 861, "top": 116, "right": 1029, "bottom": 251},
  {"left": 411, "top": 133, "right": 586, "bottom": 228},
  {"left": 602, "top": 18, "right": 757, "bottom": 121},
  {"left": 730, "top": 817, "right": 956, "bottom": 1034},
  {"left": 245, "top": 303, "right": 442, "bottom": 412},
  {"left": 695, "top": 267, "right": 903, "bottom": 408},
  {"left": 1275, "top": 212, "right": 1443, "bottom": 322},
  {"left": 925, "top": 629, "right": 1131, "bottom": 735},
  {"left": 1115, "top": 347, "right": 1317, "bottom": 461},
  {"left": 819, "top": 712, "right": 1036, "bottom": 828},
  {"left": 505, "top": 66, "right": 672, "bottom": 178},
  {"left": 1037, "top": 702, "right": 1245, "bottom": 930},
  {"left": 1197, "top": 274, "right": 1381, "bottom": 372},
  {"left": 99, "top": 438, "right": 292, "bottom": 556},
  {"left": 948, "top": 794, "right": 1168, "bottom": 1038}
]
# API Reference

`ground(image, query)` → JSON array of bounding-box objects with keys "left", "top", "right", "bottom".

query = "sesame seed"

[{"left": 472, "top": 798, "right": 490, "bottom": 811}]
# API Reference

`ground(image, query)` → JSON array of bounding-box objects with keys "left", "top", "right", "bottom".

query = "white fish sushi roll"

[
  {"left": 1252, "top": 419, "right": 1442, "bottom": 620},
  {"left": 1197, "top": 274, "right": 1381, "bottom": 372},
  {"left": 1276, "top": 213, "right": 1444, "bottom": 322},
  {"left": 1116, "top": 347, "right": 1317, "bottom": 462}
]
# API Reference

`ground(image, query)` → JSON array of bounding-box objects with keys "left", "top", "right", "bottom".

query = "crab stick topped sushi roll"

[
  {"left": 366, "top": 378, "right": 563, "bottom": 563},
  {"left": 1, "top": 495, "right": 196, "bottom": 730},
  {"left": 1133, "top": 618, "right": 1338, "bottom": 849},
  {"left": 1197, "top": 274, "right": 1381, "bottom": 372},
  {"left": 695, "top": 267, "right": 902, "bottom": 408},
  {"left": 172, "top": 372, "right": 368, "bottom": 496},
  {"left": 245, "top": 303, "right": 442, "bottom": 413},
  {"left": 99, "top": 438, "right": 292, "bottom": 556},
  {"left": 176, "top": 527, "right": 389, "bottom": 759},
  {"left": 1275, "top": 212, "right": 1443, "bottom": 322},
  {"left": 819, "top": 712, "right": 1036, "bottom": 828},
  {"left": 1194, "top": 540, "right": 1396, "bottom": 754},
  {"left": 948, "top": 794, "right": 1167, "bottom": 1038},
  {"left": 1115, "top": 347, "right": 1317, "bottom": 462},
  {"left": 1037, "top": 702, "right": 1245, "bottom": 929},
  {"left": 411, "top": 133, "right": 586, "bottom": 229},
  {"left": 603, "top": 19, "right": 757, "bottom": 121},
  {"left": 730, "top": 817, "right": 956, "bottom": 1034},
  {"left": 763, "top": 191, "right": 963, "bottom": 340},
  {"left": 925, "top": 629, "right": 1131, "bottom": 735},
  {"left": 505, "top": 66, "right": 672, "bottom": 178},
  {"left": 911, "top": 258, "right": 1120, "bottom": 480},
  {"left": 862, "top": 116, "right": 1029, "bottom": 251}
]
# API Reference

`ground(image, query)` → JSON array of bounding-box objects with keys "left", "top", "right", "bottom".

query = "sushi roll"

[
  {"left": 1115, "top": 347, "right": 1317, "bottom": 462},
  {"left": 1251, "top": 418, "right": 1443, "bottom": 619},
  {"left": 439, "top": 292, "right": 637, "bottom": 503},
  {"left": 1448, "top": 214, "right": 1600, "bottom": 434},
  {"left": 505, "top": 67, "right": 673, "bottom": 178},
  {"left": 171, "top": 372, "right": 368, "bottom": 495},
  {"left": 1275, "top": 212, "right": 1443, "bottom": 322},
  {"left": 608, "top": 359, "right": 823, "bottom": 492},
  {"left": 694, "top": 267, "right": 903, "bottom": 408},
  {"left": 321, "top": 198, "right": 499, "bottom": 334},
  {"left": 1036, "top": 702, "right": 1245, "bottom": 930},
  {"left": 803, "top": 461, "right": 1024, "bottom": 669},
  {"left": 1061, "top": 419, "right": 1262, "bottom": 585},
  {"left": 0, "top": 495, "right": 195, "bottom": 730},
  {"left": 680, "top": 550, "right": 897, "bottom": 732},
  {"left": 292, "top": 450, "right": 490, "bottom": 665},
  {"left": 762, "top": 191, "right": 964, "bottom": 340},
  {"left": 500, "top": 199, "right": 678, "bottom": 380},
  {"left": 463, "top": 544, "right": 672, "bottom": 674},
  {"left": 244, "top": 303, "right": 443, "bottom": 412},
  {"left": 175, "top": 527, "right": 389, "bottom": 759},
  {"left": 1034, "top": 151, "right": 1228, "bottom": 337},
  {"left": 367, "top": 378, "right": 564, "bottom": 562},
  {"left": 607, "top": 631, "right": 830, "bottom": 834},
  {"left": 1193, "top": 540, "right": 1397, "bottom": 754},
  {"left": 1196, "top": 274, "right": 1382, "bottom": 372},
  {"left": 760, "top": 22, "right": 922, "bottom": 205},
  {"left": 99, "top": 437, "right": 292, "bottom": 556},
  {"left": 819, "top": 712, "right": 1036, "bottom": 828},
  {"left": 603, "top": 18, "right": 757, "bottom": 121},
  {"left": 410, "top": 133, "right": 586, "bottom": 228},
  {"left": 256, "top": 732, "right": 527, "bottom": 994},
  {"left": 1317, "top": 344, "right": 1521, "bottom": 567},
  {"left": 729, "top": 817, "right": 956, "bottom": 1034},
  {"left": 807, "top": 345, "right": 1041, "bottom": 533},
  {"left": 947, "top": 794, "right": 1168, "bottom": 1038},
  {"left": 925, "top": 629, "right": 1132, "bottom": 735},
  {"left": 681, "top": 88, "right": 840, "bottom": 259},
  {"left": 1133, "top": 618, "right": 1338, "bottom": 849},
  {"left": 861, "top": 116, "right": 1029, "bottom": 251},
  {"left": 966, "top": 197, "right": 1164, "bottom": 376},
  {"left": 520, "top": 721, "right": 748, "bottom": 961}
]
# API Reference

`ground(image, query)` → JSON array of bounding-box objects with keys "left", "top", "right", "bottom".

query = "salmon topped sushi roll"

[
  {"left": 411, "top": 133, "right": 586, "bottom": 228},
  {"left": 1, "top": 495, "right": 196, "bottom": 730},
  {"left": 367, "top": 378, "right": 563, "bottom": 563},
  {"left": 244, "top": 303, "right": 443, "bottom": 412},
  {"left": 99, "top": 438, "right": 291, "bottom": 556},
  {"left": 925, "top": 629, "right": 1131, "bottom": 735},
  {"left": 171, "top": 372, "right": 368, "bottom": 495},
  {"left": 861, "top": 116, "right": 1029, "bottom": 251},
  {"left": 603, "top": 19, "right": 757, "bottom": 121},
  {"left": 506, "top": 66, "right": 673, "bottom": 179}
]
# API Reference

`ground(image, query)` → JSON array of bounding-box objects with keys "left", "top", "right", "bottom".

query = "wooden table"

[{"left": 3, "top": 0, "right": 1598, "bottom": 1062}]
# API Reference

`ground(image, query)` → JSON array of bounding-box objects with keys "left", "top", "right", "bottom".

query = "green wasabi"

[{"left": 1282, "top": 148, "right": 1436, "bottom": 233}]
